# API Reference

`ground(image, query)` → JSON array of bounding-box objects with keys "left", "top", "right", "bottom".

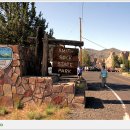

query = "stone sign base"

[{"left": 0, "top": 45, "right": 77, "bottom": 108}]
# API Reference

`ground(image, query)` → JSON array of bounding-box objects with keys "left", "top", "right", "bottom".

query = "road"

[{"left": 67, "top": 71, "right": 130, "bottom": 120}]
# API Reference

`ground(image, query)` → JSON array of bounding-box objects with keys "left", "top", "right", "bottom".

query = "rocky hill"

[{"left": 86, "top": 48, "right": 121, "bottom": 59}]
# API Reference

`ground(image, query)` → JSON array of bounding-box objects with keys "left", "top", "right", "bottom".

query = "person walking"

[
  {"left": 77, "top": 66, "right": 82, "bottom": 79},
  {"left": 100, "top": 66, "right": 108, "bottom": 88},
  {"left": 84, "top": 66, "right": 87, "bottom": 71}
]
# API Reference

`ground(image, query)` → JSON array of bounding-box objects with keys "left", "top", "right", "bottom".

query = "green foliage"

[
  {"left": 76, "top": 83, "right": 85, "bottom": 89},
  {"left": 125, "top": 59, "right": 129, "bottom": 71},
  {"left": 94, "top": 58, "right": 97, "bottom": 65},
  {"left": 47, "top": 103, "right": 54, "bottom": 109},
  {"left": 118, "top": 57, "right": 123, "bottom": 64},
  {"left": 47, "top": 28, "right": 54, "bottom": 39},
  {"left": 15, "top": 102, "right": 24, "bottom": 109},
  {"left": 0, "top": 2, "right": 54, "bottom": 45},
  {"left": 0, "top": 107, "right": 8, "bottom": 116},
  {"left": 128, "top": 60, "right": 130, "bottom": 70},
  {"left": 112, "top": 55, "right": 120, "bottom": 68},
  {"left": 120, "top": 56, "right": 129, "bottom": 72},
  {"left": 46, "top": 109, "right": 55, "bottom": 115},
  {"left": 75, "top": 79, "right": 86, "bottom": 94},
  {"left": 121, "top": 65, "right": 126, "bottom": 72},
  {"left": 45, "top": 104, "right": 56, "bottom": 115},
  {"left": 27, "top": 111, "right": 44, "bottom": 120},
  {"left": 82, "top": 49, "right": 91, "bottom": 67}
]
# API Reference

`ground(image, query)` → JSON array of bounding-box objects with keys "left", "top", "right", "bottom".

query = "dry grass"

[
  {"left": 46, "top": 107, "right": 71, "bottom": 120},
  {"left": 0, "top": 104, "right": 70, "bottom": 120}
]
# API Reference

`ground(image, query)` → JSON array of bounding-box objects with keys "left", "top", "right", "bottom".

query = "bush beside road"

[{"left": 121, "top": 72, "right": 130, "bottom": 77}]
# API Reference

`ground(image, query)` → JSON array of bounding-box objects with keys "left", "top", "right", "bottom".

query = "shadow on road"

[
  {"left": 87, "top": 82, "right": 101, "bottom": 91},
  {"left": 107, "top": 83, "right": 130, "bottom": 91},
  {"left": 87, "top": 82, "right": 130, "bottom": 91},
  {"left": 85, "top": 97, "right": 104, "bottom": 109},
  {"left": 103, "top": 99, "right": 130, "bottom": 105}
]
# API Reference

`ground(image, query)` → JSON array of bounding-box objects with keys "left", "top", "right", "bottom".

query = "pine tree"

[
  {"left": 82, "top": 49, "right": 91, "bottom": 67},
  {"left": 120, "top": 55, "right": 129, "bottom": 72},
  {"left": 0, "top": 2, "right": 54, "bottom": 45},
  {"left": 47, "top": 29, "right": 54, "bottom": 39},
  {"left": 112, "top": 55, "right": 120, "bottom": 68},
  {"left": 128, "top": 60, "right": 130, "bottom": 71}
]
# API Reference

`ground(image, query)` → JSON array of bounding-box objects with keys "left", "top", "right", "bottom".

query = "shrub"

[
  {"left": 27, "top": 111, "right": 43, "bottom": 120},
  {"left": 46, "top": 109, "right": 55, "bottom": 115},
  {"left": 75, "top": 82, "right": 85, "bottom": 94},
  {"left": 0, "top": 107, "right": 8, "bottom": 116},
  {"left": 15, "top": 102, "right": 24, "bottom": 109},
  {"left": 45, "top": 104, "right": 56, "bottom": 115}
]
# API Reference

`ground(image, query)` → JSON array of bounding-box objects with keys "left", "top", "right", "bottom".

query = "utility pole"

[{"left": 79, "top": 17, "right": 82, "bottom": 67}]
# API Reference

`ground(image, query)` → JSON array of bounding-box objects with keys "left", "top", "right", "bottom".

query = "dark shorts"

[{"left": 78, "top": 73, "right": 82, "bottom": 76}]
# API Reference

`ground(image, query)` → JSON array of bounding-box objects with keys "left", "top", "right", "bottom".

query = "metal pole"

[{"left": 80, "top": 17, "right": 82, "bottom": 66}]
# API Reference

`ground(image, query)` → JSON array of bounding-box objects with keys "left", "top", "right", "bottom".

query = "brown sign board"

[{"left": 53, "top": 47, "right": 79, "bottom": 75}]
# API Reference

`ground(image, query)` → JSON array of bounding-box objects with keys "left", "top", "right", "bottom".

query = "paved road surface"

[
  {"left": 107, "top": 72, "right": 130, "bottom": 119},
  {"left": 67, "top": 71, "right": 130, "bottom": 120}
]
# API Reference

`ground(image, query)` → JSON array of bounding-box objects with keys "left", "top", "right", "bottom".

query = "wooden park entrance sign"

[
  {"left": 52, "top": 47, "right": 78, "bottom": 75},
  {"left": 28, "top": 27, "right": 84, "bottom": 76},
  {"left": 48, "top": 38, "right": 83, "bottom": 75}
]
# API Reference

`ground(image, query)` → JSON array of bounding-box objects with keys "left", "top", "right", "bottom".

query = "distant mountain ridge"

[{"left": 86, "top": 48, "right": 121, "bottom": 59}]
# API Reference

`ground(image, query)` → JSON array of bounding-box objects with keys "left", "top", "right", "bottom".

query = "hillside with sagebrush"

[{"left": 86, "top": 48, "right": 121, "bottom": 59}]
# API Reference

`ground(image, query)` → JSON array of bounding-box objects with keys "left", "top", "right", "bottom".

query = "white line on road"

[{"left": 105, "top": 84, "right": 130, "bottom": 120}]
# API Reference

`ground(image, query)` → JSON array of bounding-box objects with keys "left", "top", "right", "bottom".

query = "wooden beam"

[
  {"left": 27, "top": 37, "right": 84, "bottom": 47},
  {"left": 42, "top": 34, "right": 48, "bottom": 76},
  {"left": 35, "top": 26, "right": 43, "bottom": 75},
  {"left": 48, "top": 39, "right": 84, "bottom": 47}
]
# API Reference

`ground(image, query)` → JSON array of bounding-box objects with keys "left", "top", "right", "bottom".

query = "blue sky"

[{"left": 36, "top": 2, "right": 130, "bottom": 51}]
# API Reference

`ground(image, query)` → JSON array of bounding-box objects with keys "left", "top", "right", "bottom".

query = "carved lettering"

[
  {"left": 59, "top": 48, "right": 73, "bottom": 54},
  {"left": 59, "top": 55, "right": 72, "bottom": 60},
  {"left": 58, "top": 68, "right": 71, "bottom": 74},
  {"left": 57, "top": 62, "right": 73, "bottom": 68}
]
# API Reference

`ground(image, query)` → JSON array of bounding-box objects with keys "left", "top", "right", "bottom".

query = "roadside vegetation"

[
  {"left": 121, "top": 72, "right": 130, "bottom": 77},
  {"left": 0, "top": 103, "right": 70, "bottom": 120},
  {"left": 0, "top": 107, "right": 8, "bottom": 116}
]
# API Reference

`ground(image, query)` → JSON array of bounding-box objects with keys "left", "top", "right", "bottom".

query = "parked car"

[
  {"left": 94, "top": 67, "right": 101, "bottom": 71},
  {"left": 107, "top": 68, "right": 119, "bottom": 72},
  {"left": 88, "top": 66, "right": 101, "bottom": 71}
]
